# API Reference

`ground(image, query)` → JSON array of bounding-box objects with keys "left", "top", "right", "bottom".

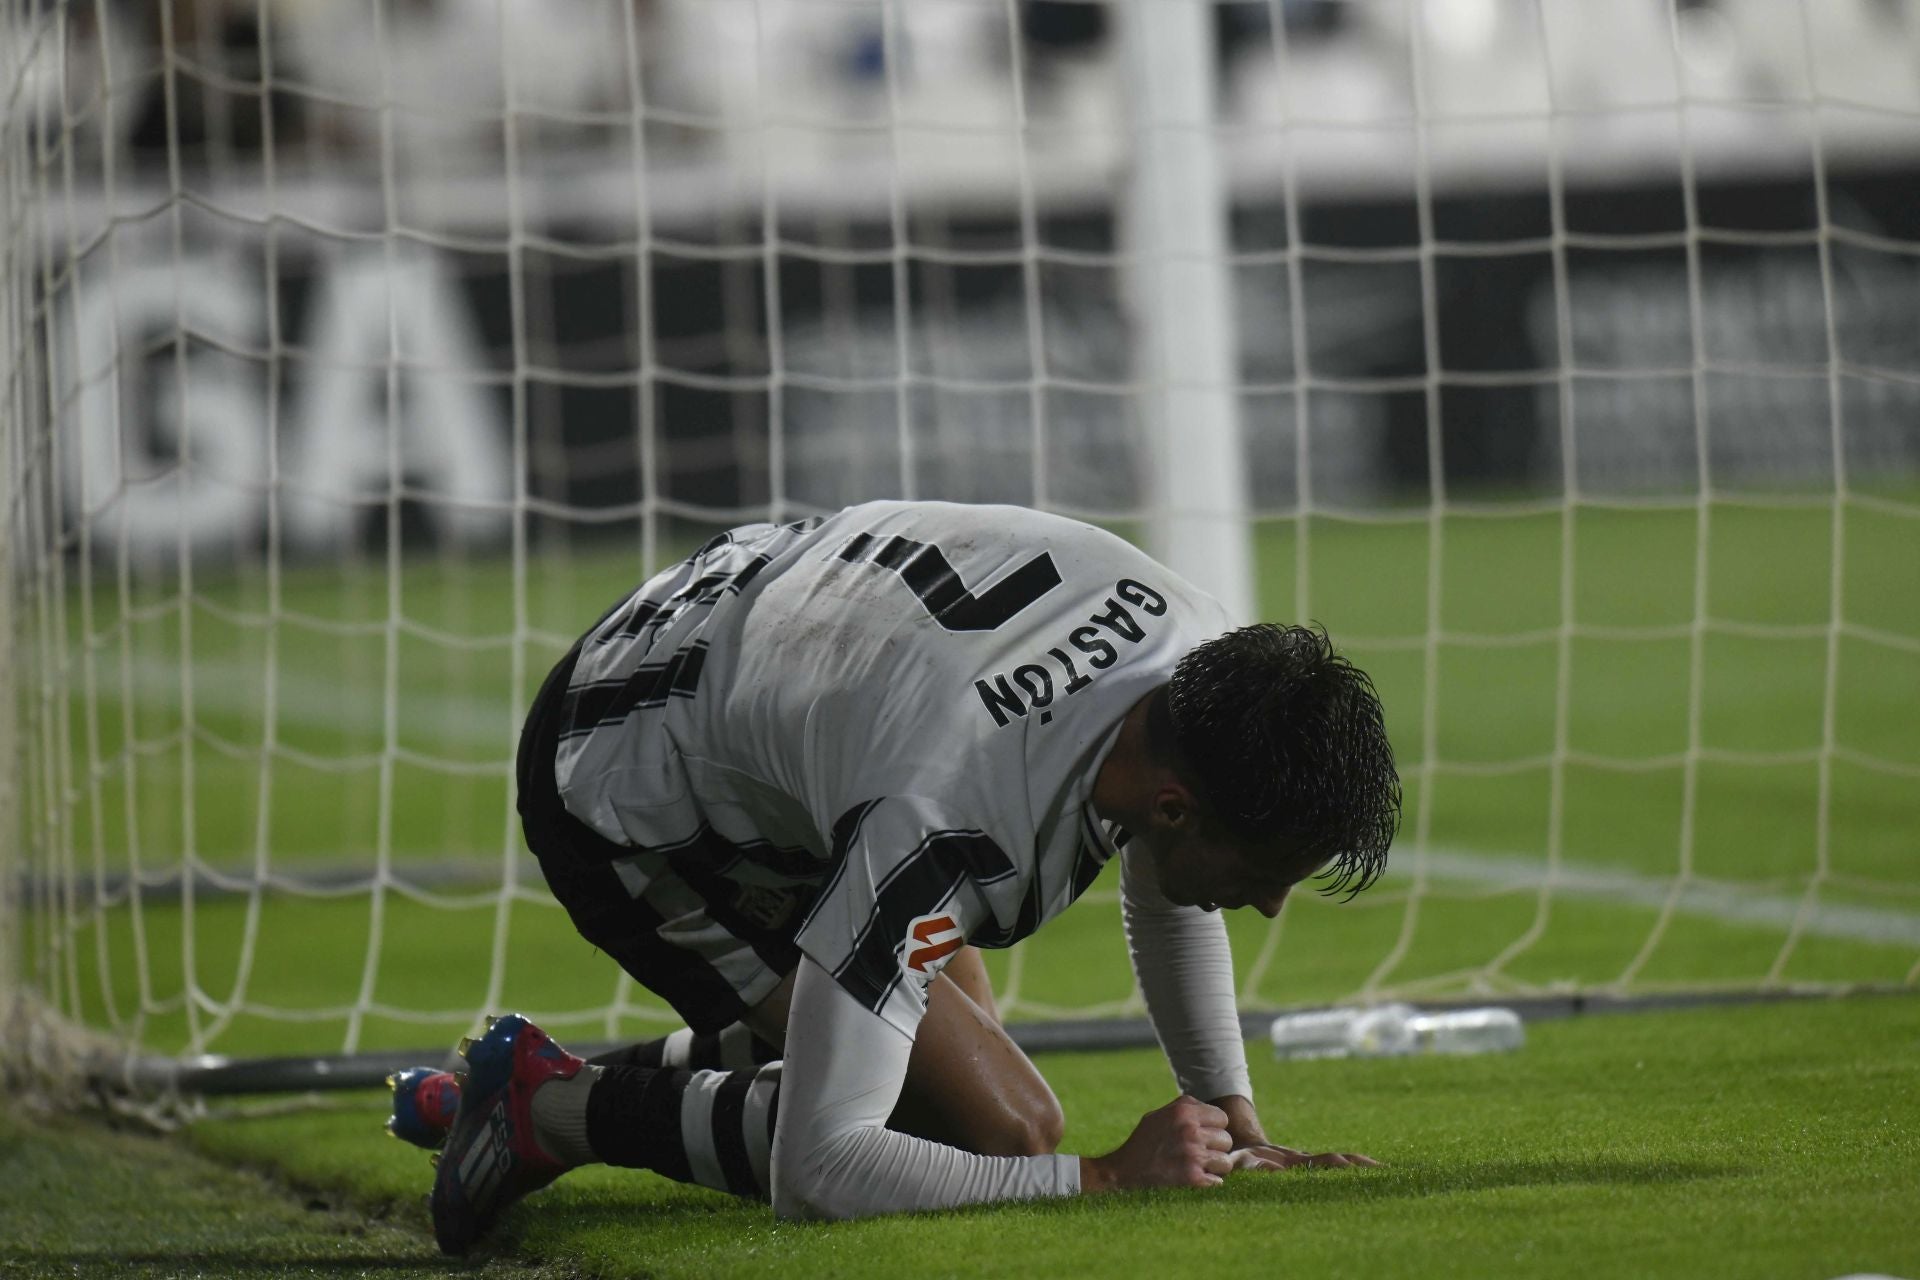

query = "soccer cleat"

[
  {"left": 429, "top": 1014, "right": 584, "bottom": 1256},
  {"left": 386, "top": 1067, "right": 463, "bottom": 1150}
]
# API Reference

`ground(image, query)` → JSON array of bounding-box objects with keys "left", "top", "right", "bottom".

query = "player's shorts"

[{"left": 516, "top": 644, "right": 809, "bottom": 1036}]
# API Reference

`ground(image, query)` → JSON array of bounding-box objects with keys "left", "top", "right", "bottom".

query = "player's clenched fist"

[{"left": 1080, "top": 1095, "right": 1236, "bottom": 1192}]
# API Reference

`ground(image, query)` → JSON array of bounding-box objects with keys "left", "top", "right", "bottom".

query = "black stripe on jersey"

[
  {"left": 709, "top": 1069, "right": 759, "bottom": 1197},
  {"left": 837, "top": 532, "right": 956, "bottom": 597},
  {"left": 626, "top": 821, "right": 823, "bottom": 919},
  {"left": 698, "top": 829, "right": 821, "bottom": 883},
  {"left": 719, "top": 552, "right": 774, "bottom": 599},
  {"left": 833, "top": 829, "right": 1016, "bottom": 1013},
  {"left": 524, "top": 816, "right": 752, "bottom": 1029},
  {"left": 593, "top": 594, "right": 667, "bottom": 646},
  {"left": 594, "top": 553, "right": 774, "bottom": 647},
  {"left": 592, "top": 553, "right": 709, "bottom": 646},
  {"left": 969, "top": 820, "right": 1045, "bottom": 951},
  {"left": 598, "top": 818, "right": 821, "bottom": 883},
  {"left": 835, "top": 533, "right": 1062, "bottom": 633},
  {"left": 971, "top": 871, "right": 1041, "bottom": 950},
  {"left": 830, "top": 798, "right": 885, "bottom": 857},
  {"left": 661, "top": 555, "right": 774, "bottom": 611},
  {"left": 658, "top": 848, "right": 809, "bottom": 979},
  {"left": 1069, "top": 807, "right": 1116, "bottom": 904},
  {"left": 795, "top": 798, "right": 884, "bottom": 938},
  {"left": 580, "top": 592, "right": 637, "bottom": 640},
  {"left": 653, "top": 822, "right": 821, "bottom": 884},
  {"left": 560, "top": 642, "right": 709, "bottom": 737}
]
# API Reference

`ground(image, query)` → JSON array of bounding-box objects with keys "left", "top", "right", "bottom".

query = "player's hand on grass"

[
  {"left": 1227, "top": 1144, "right": 1381, "bottom": 1171},
  {"left": 1081, "top": 1094, "right": 1235, "bottom": 1192},
  {"left": 1204, "top": 1093, "right": 1380, "bottom": 1172}
]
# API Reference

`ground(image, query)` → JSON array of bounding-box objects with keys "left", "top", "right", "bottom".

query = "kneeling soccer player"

[{"left": 398, "top": 500, "right": 1399, "bottom": 1253}]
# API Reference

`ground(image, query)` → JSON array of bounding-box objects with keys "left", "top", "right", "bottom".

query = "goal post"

[
  {"left": 3, "top": 0, "right": 1919, "bottom": 1095},
  {"left": 1123, "top": 0, "right": 1255, "bottom": 623},
  {"left": 1, "top": 0, "right": 33, "bottom": 1071}
]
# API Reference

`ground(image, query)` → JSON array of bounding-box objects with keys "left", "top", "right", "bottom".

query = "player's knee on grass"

[
  {"left": 893, "top": 972, "right": 1066, "bottom": 1157},
  {"left": 980, "top": 1066, "right": 1065, "bottom": 1157},
  {"left": 1006, "top": 1092, "right": 1066, "bottom": 1157},
  {"left": 888, "top": 1058, "right": 1065, "bottom": 1156}
]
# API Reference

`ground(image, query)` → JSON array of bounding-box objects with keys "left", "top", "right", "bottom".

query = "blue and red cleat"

[
  {"left": 428, "top": 1014, "right": 585, "bottom": 1256},
  {"left": 386, "top": 1066, "right": 461, "bottom": 1149}
]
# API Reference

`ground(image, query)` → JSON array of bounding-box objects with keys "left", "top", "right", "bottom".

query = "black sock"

[{"left": 585, "top": 1061, "right": 782, "bottom": 1200}]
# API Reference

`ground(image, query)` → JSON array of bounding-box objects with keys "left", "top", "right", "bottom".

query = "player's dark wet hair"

[{"left": 1148, "top": 623, "right": 1400, "bottom": 899}]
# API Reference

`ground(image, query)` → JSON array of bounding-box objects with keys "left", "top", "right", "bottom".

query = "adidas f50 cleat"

[
  {"left": 386, "top": 1066, "right": 462, "bottom": 1150},
  {"left": 429, "top": 1014, "right": 585, "bottom": 1256}
]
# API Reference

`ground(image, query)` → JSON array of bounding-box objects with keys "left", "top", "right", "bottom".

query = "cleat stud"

[
  {"left": 485, "top": 1015, "right": 497, "bottom": 1029},
  {"left": 430, "top": 1152, "right": 440, "bottom": 1168},
  {"left": 457, "top": 1036, "right": 474, "bottom": 1058},
  {"left": 386, "top": 1073, "right": 397, "bottom": 1089}
]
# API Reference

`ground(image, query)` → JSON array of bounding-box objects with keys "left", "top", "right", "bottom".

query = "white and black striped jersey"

[{"left": 554, "top": 500, "right": 1238, "bottom": 1036}]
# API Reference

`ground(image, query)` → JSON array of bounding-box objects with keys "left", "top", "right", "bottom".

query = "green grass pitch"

[{"left": 7, "top": 996, "right": 1916, "bottom": 1278}]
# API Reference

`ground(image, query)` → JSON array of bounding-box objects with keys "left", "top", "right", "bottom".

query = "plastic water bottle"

[
  {"left": 1268, "top": 1003, "right": 1418, "bottom": 1059},
  {"left": 1270, "top": 1004, "right": 1524, "bottom": 1059},
  {"left": 1347, "top": 1002, "right": 1420, "bottom": 1056},
  {"left": 1265, "top": 1007, "right": 1373, "bottom": 1059},
  {"left": 1407, "top": 1007, "right": 1525, "bottom": 1055}
]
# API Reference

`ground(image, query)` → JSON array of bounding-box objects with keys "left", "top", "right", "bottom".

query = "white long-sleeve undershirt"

[
  {"left": 769, "top": 955, "right": 1081, "bottom": 1220},
  {"left": 1118, "top": 842, "right": 1255, "bottom": 1104}
]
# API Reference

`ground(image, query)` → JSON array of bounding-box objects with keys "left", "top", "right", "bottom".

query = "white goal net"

[{"left": 3, "top": 0, "right": 1918, "bottom": 1082}]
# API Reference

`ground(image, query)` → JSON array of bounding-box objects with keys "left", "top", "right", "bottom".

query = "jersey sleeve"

[
  {"left": 1119, "top": 842, "right": 1254, "bottom": 1104},
  {"left": 770, "top": 954, "right": 1080, "bottom": 1220},
  {"left": 794, "top": 795, "right": 1021, "bottom": 1040}
]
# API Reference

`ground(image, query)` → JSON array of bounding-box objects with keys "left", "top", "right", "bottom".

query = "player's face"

[{"left": 1149, "top": 825, "right": 1304, "bottom": 918}]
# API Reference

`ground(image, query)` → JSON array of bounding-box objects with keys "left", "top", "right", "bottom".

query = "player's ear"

[{"left": 1150, "top": 779, "right": 1199, "bottom": 832}]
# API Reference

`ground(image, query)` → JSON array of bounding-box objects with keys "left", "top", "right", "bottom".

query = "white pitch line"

[
  {"left": 1078, "top": 848, "right": 1920, "bottom": 948},
  {"left": 81, "top": 657, "right": 1920, "bottom": 949},
  {"left": 100, "top": 654, "right": 515, "bottom": 748},
  {"left": 1402, "top": 848, "right": 1920, "bottom": 948}
]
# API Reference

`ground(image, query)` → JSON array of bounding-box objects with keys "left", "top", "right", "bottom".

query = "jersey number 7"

[{"left": 837, "top": 533, "right": 1062, "bottom": 632}]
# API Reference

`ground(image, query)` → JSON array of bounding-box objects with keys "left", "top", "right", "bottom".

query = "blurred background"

[{"left": 20, "top": 0, "right": 1920, "bottom": 552}]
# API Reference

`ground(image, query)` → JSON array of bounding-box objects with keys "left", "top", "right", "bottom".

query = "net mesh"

[{"left": 2, "top": 0, "right": 1917, "bottom": 1078}]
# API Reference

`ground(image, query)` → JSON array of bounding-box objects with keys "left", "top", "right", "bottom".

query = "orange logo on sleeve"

[{"left": 904, "top": 912, "right": 964, "bottom": 974}]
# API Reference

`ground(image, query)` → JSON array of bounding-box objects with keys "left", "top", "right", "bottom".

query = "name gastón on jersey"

[{"left": 973, "top": 578, "right": 1168, "bottom": 728}]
